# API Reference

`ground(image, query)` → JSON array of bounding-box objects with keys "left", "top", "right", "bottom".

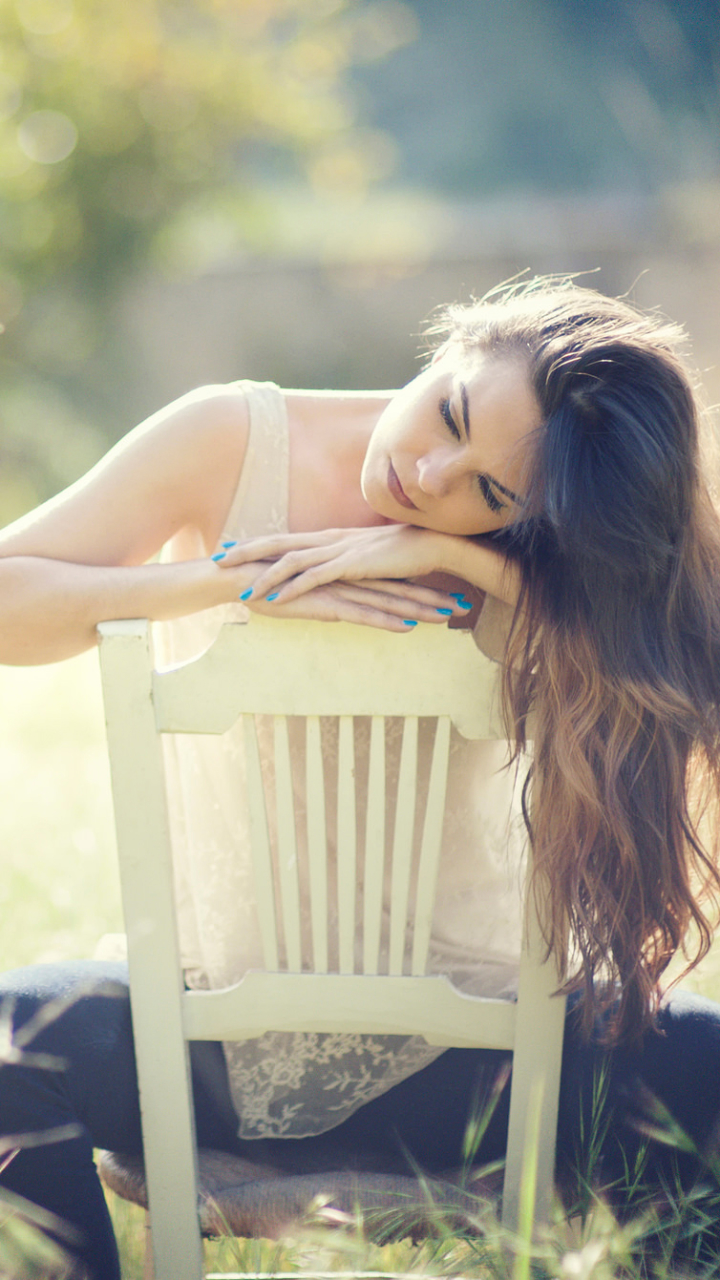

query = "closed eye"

[
  {"left": 441, "top": 398, "right": 508, "bottom": 513},
  {"left": 439, "top": 397, "right": 461, "bottom": 439},
  {"left": 478, "top": 475, "right": 507, "bottom": 513}
]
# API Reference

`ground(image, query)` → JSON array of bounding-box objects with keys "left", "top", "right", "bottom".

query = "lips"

[{"left": 387, "top": 460, "right": 417, "bottom": 510}]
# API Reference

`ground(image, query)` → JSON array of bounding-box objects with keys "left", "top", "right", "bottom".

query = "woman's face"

[{"left": 361, "top": 347, "right": 541, "bottom": 536}]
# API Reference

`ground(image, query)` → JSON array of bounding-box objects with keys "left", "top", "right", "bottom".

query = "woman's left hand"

[{"left": 216, "top": 525, "right": 464, "bottom": 604}]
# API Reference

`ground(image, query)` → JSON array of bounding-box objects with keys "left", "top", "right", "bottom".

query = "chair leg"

[
  {"left": 502, "top": 897, "right": 567, "bottom": 1231},
  {"left": 142, "top": 1211, "right": 155, "bottom": 1280}
]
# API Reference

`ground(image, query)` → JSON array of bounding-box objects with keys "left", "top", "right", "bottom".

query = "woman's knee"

[
  {"left": 557, "top": 987, "right": 720, "bottom": 1190},
  {"left": 0, "top": 960, "right": 142, "bottom": 1151},
  {"left": 623, "top": 989, "right": 720, "bottom": 1146}
]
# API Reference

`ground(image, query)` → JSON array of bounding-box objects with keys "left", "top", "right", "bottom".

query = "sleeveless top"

[{"left": 155, "top": 381, "right": 526, "bottom": 1140}]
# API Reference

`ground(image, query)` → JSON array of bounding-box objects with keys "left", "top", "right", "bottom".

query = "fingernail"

[
  {"left": 458, "top": 600, "right": 473, "bottom": 610},
  {"left": 436, "top": 607, "right": 453, "bottom": 616},
  {"left": 239, "top": 589, "right": 253, "bottom": 600},
  {"left": 403, "top": 619, "right": 418, "bottom": 627},
  {"left": 222, "top": 540, "right": 237, "bottom": 549},
  {"left": 211, "top": 552, "right": 226, "bottom": 561},
  {"left": 449, "top": 592, "right": 465, "bottom": 600},
  {"left": 266, "top": 593, "right": 279, "bottom": 602}
]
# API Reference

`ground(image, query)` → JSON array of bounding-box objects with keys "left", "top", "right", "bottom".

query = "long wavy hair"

[{"left": 433, "top": 278, "right": 720, "bottom": 1042}]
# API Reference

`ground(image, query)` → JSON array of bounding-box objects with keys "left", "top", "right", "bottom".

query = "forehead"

[{"left": 445, "top": 346, "right": 541, "bottom": 469}]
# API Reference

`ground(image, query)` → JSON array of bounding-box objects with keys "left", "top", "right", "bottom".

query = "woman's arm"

[
  {"left": 0, "top": 388, "right": 465, "bottom": 665},
  {"left": 0, "top": 385, "right": 254, "bottom": 664},
  {"left": 0, "top": 556, "right": 262, "bottom": 665}
]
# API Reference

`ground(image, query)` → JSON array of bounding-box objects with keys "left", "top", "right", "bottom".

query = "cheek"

[
  {"left": 360, "top": 437, "right": 384, "bottom": 491},
  {"left": 360, "top": 441, "right": 395, "bottom": 516},
  {"left": 363, "top": 416, "right": 393, "bottom": 473},
  {"left": 359, "top": 458, "right": 373, "bottom": 503}
]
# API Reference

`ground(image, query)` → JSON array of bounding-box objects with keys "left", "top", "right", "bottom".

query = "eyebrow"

[{"left": 459, "top": 381, "right": 523, "bottom": 506}]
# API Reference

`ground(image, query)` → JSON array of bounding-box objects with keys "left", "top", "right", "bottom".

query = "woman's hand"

[
  {"left": 241, "top": 575, "right": 464, "bottom": 631},
  {"left": 229, "top": 542, "right": 471, "bottom": 630},
  {"left": 216, "top": 525, "right": 468, "bottom": 605},
  {"left": 215, "top": 522, "right": 519, "bottom": 610}
]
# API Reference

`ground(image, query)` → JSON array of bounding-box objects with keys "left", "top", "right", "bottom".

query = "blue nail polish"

[
  {"left": 436, "top": 607, "right": 453, "bottom": 616},
  {"left": 222, "top": 540, "right": 237, "bottom": 549},
  {"left": 458, "top": 600, "right": 473, "bottom": 610},
  {"left": 403, "top": 619, "right": 418, "bottom": 627},
  {"left": 266, "top": 592, "right": 279, "bottom": 602},
  {"left": 449, "top": 592, "right": 465, "bottom": 600},
  {"left": 211, "top": 552, "right": 226, "bottom": 561},
  {"left": 239, "top": 589, "right": 253, "bottom": 601}
]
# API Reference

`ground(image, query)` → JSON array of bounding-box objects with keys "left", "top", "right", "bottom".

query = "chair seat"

[{"left": 97, "top": 1148, "right": 496, "bottom": 1240}]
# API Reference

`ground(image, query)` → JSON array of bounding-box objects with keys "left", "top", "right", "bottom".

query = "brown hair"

[{"left": 433, "top": 278, "right": 720, "bottom": 1042}]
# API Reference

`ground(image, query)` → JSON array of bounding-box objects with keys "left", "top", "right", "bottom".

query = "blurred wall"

[{"left": 120, "top": 226, "right": 720, "bottom": 427}]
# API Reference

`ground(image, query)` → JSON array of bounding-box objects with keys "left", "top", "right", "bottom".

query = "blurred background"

[
  {"left": 0, "top": 0, "right": 718, "bottom": 523},
  {"left": 1, "top": 0, "right": 720, "bottom": 974}
]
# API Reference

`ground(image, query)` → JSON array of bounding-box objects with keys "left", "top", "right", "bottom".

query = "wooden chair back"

[{"left": 98, "top": 615, "right": 566, "bottom": 1280}]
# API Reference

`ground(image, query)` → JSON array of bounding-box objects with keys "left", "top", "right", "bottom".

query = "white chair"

[{"left": 97, "top": 614, "right": 566, "bottom": 1280}]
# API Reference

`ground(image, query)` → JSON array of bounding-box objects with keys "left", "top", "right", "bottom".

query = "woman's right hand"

[{"left": 239, "top": 570, "right": 466, "bottom": 632}]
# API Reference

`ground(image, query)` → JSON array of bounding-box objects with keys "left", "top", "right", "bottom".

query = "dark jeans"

[{"left": 1, "top": 961, "right": 719, "bottom": 1279}]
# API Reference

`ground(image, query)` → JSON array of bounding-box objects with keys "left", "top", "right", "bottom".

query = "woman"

[{"left": 1, "top": 277, "right": 719, "bottom": 1278}]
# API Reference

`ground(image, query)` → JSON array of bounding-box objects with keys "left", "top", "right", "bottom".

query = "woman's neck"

[{"left": 285, "top": 389, "right": 395, "bottom": 532}]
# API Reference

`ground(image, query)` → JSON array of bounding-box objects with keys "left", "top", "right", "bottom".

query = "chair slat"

[
  {"left": 362, "top": 716, "right": 386, "bottom": 975},
  {"left": 337, "top": 716, "right": 356, "bottom": 974},
  {"left": 274, "top": 716, "right": 302, "bottom": 972},
  {"left": 183, "top": 971, "right": 517, "bottom": 1049},
  {"left": 305, "top": 716, "right": 328, "bottom": 973},
  {"left": 388, "top": 716, "right": 418, "bottom": 975},
  {"left": 243, "top": 715, "right": 279, "bottom": 971},
  {"left": 411, "top": 717, "right": 451, "bottom": 975}
]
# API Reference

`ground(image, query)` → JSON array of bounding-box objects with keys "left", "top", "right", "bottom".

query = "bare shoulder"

[
  {"left": 142, "top": 382, "right": 252, "bottom": 548},
  {"left": 0, "top": 382, "right": 252, "bottom": 567},
  {"left": 126, "top": 381, "right": 250, "bottom": 462}
]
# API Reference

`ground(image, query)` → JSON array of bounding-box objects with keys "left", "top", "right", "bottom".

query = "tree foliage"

[
  {"left": 0, "top": 0, "right": 390, "bottom": 296},
  {"left": 0, "top": 0, "right": 409, "bottom": 513}
]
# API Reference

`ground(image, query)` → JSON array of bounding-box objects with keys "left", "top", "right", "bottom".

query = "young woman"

[{"left": 1, "top": 278, "right": 720, "bottom": 1279}]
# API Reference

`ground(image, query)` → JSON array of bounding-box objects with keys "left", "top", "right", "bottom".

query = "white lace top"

[{"left": 155, "top": 381, "right": 526, "bottom": 1140}]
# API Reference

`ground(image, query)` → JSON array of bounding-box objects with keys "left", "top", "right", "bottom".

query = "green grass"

[
  {"left": 0, "top": 651, "right": 122, "bottom": 972},
  {"left": 103, "top": 1187, "right": 451, "bottom": 1280},
  {"left": 3, "top": 653, "right": 720, "bottom": 1278}
]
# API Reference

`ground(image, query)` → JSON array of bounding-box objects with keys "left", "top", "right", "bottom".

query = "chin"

[{"left": 361, "top": 477, "right": 391, "bottom": 521}]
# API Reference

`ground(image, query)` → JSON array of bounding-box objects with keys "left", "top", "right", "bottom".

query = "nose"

[{"left": 416, "top": 448, "right": 462, "bottom": 497}]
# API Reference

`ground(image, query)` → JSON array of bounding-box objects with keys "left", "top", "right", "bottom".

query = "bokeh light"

[
  {"left": 17, "top": 110, "right": 78, "bottom": 164},
  {"left": 14, "top": 0, "right": 74, "bottom": 36}
]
